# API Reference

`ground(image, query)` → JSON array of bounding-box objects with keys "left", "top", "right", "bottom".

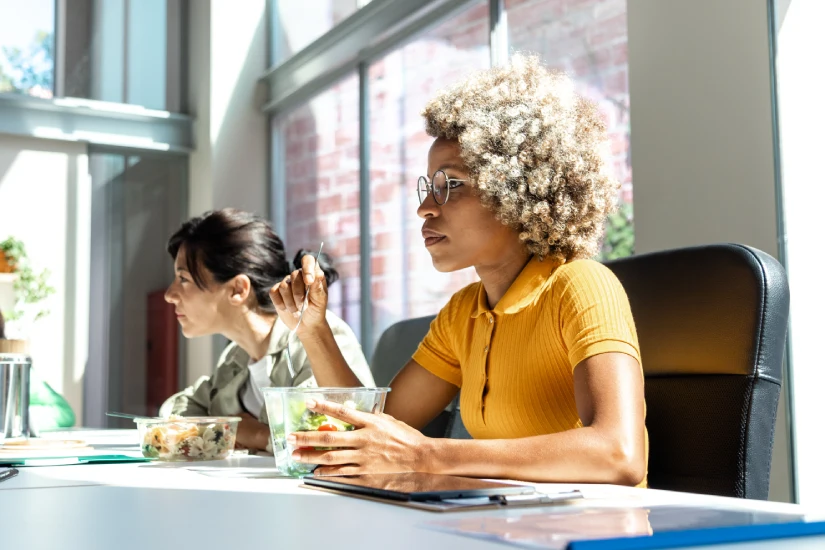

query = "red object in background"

[{"left": 146, "top": 289, "right": 178, "bottom": 415}]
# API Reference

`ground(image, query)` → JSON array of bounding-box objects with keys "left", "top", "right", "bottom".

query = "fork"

[{"left": 284, "top": 242, "right": 324, "bottom": 380}]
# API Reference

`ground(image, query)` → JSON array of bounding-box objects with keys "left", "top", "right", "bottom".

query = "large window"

[
  {"left": 62, "top": 0, "right": 174, "bottom": 110},
  {"left": 506, "top": 0, "right": 633, "bottom": 259},
  {"left": 0, "top": 0, "right": 181, "bottom": 110},
  {"left": 368, "top": 0, "right": 489, "bottom": 347},
  {"left": 272, "top": 0, "right": 363, "bottom": 64},
  {"left": 278, "top": 75, "right": 362, "bottom": 337},
  {"left": 0, "top": 0, "right": 55, "bottom": 98}
]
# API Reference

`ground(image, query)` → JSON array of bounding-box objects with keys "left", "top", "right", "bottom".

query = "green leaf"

[
  {"left": 598, "top": 203, "right": 635, "bottom": 262},
  {"left": 0, "top": 235, "right": 53, "bottom": 325}
]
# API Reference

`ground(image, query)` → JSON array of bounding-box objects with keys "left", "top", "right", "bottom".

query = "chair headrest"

[{"left": 605, "top": 244, "right": 789, "bottom": 381}]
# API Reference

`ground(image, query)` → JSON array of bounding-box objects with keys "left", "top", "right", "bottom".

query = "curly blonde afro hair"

[{"left": 422, "top": 54, "right": 619, "bottom": 261}]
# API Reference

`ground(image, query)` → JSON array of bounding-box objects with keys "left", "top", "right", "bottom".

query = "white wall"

[
  {"left": 627, "top": 0, "right": 791, "bottom": 502},
  {"left": 184, "top": 0, "right": 269, "bottom": 385},
  {"left": 210, "top": 0, "right": 268, "bottom": 213},
  {"left": 628, "top": 0, "right": 779, "bottom": 254},
  {"left": 774, "top": 0, "right": 825, "bottom": 507},
  {"left": 0, "top": 135, "right": 90, "bottom": 425}
]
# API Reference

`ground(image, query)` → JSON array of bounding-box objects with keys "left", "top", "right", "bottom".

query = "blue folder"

[{"left": 567, "top": 520, "right": 825, "bottom": 550}]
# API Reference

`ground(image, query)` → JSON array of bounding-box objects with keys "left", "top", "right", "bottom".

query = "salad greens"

[{"left": 290, "top": 398, "right": 358, "bottom": 433}]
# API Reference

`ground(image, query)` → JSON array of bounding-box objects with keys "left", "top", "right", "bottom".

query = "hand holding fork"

[{"left": 270, "top": 243, "right": 326, "bottom": 378}]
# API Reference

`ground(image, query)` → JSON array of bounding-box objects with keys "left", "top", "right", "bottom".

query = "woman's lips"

[
  {"left": 422, "top": 229, "right": 446, "bottom": 247},
  {"left": 424, "top": 236, "right": 446, "bottom": 247}
]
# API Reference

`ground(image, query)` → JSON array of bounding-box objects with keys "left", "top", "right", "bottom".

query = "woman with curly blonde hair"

[{"left": 271, "top": 54, "right": 647, "bottom": 485}]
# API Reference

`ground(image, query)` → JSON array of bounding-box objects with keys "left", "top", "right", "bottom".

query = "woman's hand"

[
  {"left": 288, "top": 399, "right": 431, "bottom": 476},
  {"left": 234, "top": 412, "right": 270, "bottom": 452},
  {"left": 270, "top": 254, "right": 328, "bottom": 334}
]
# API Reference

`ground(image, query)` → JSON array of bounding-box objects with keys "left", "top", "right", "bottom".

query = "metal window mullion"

[
  {"left": 358, "top": 62, "right": 373, "bottom": 359},
  {"left": 123, "top": 0, "right": 130, "bottom": 104},
  {"left": 179, "top": 0, "right": 190, "bottom": 112},
  {"left": 489, "top": 0, "right": 508, "bottom": 67},
  {"left": 271, "top": 119, "right": 287, "bottom": 242},
  {"left": 165, "top": 0, "right": 184, "bottom": 112},
  {"left": 54, "top": 0, "right": 67, "bottom": 97}
]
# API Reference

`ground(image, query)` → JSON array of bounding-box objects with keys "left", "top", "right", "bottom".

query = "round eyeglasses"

[{"left": 417, "top": 170, "right": 468, "bottom": 205}]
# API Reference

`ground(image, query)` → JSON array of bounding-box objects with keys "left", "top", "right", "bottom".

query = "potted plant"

[
  {"left": 0, "top": 236, "right": 55, "bottom": 340},
  {"left": 0, "top": 238, "right": 18, "bottom": 273},
  {"left": 0, "top": 237, "right": 75, "bottom": 431}
]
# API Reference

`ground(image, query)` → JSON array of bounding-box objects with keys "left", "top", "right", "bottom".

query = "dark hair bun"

[{"left": 293, "top": 249, "right": 339, "bottom": 286}]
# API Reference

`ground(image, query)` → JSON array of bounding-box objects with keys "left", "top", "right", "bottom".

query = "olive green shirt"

[{"left": 160, "top": 311, "right": 374, "bottom": 424}]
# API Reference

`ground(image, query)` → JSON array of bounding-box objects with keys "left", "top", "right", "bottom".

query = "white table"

[{"left": 0, "top": 430, "right": 821, "bottom": 550}]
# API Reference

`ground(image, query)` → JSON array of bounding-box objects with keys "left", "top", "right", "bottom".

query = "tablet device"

[{"left": 304, "top": 472, "right": 535, "bottom": 501}]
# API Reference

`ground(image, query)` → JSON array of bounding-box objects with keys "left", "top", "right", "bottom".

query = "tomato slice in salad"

[{"left": 317, "top": 423, "right": 338, "bottom": 432}]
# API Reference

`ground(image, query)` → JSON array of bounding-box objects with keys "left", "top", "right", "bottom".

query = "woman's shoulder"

[
  {"left": 217, "top": 340, "right": 248, "bottom": 368},
  {"left": 550, "top": 258, "right": 628, "bottom": 301},
  {"left": 553, "top": 258, "right": 620, "bottom": 284}
]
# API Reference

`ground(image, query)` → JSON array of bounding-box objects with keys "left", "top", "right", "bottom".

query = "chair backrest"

[
  {"left": 371, "top": 317, "right": 433, "bottom": 387},
  {"left": 370, "top": 244, "right": 790, "bottom": 499},
  {"left": 605, "top": 244, "right": 789, "bottom": 499},
  {"left": 371, "top": 316, "right": 451, "bottom": 437}
]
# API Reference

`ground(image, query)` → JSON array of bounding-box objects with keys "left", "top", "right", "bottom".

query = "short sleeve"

[
  {"left": 412, "top": 294, "right": 464, "bottom": 388},
  {"left": 555, "top": 260, "right": 641, "bottom": 370}
]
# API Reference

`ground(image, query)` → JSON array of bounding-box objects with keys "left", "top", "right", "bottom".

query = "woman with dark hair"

[{"left": 161, "top": 208, "right": 372, "bottom": 452}]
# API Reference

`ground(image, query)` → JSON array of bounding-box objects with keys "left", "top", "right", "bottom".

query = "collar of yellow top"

[{"left": 472, "top": 255, "right": 566, "bottom": 318}]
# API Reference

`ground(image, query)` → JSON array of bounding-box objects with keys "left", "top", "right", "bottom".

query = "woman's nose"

[
  {"left": 416, "top": 192, "right": 441, "bottom": 219},
  {"left": 164, "top": 285, "right": 177, "bottom": 304}
]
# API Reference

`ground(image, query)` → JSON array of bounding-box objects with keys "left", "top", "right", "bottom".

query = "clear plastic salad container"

[
  {"left": 135, "top": 416, "right": 240, "bottom": 461},
  {"left": 262, "top": 387, "right": 390, "bottom": 477}
]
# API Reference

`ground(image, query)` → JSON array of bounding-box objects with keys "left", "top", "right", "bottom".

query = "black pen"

[{"left": 0, "top": 467, "right": 19, "bottom": 483}]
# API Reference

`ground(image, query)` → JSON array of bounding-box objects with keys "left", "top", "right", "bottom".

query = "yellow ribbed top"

[{"left": 413, "top": 257, "right": 647, "bottom": 483}]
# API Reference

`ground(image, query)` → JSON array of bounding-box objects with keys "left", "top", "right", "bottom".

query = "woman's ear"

[{"left": 228, "top": 274, "right": 252, "bottom": 306}]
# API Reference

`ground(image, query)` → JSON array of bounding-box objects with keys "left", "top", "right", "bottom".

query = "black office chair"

[
  {"left": 606, "top": 244, "right": 789, "bottom": 499},
  {"left": 370, "top": 244, "right": 789, "bottom": 499}
]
